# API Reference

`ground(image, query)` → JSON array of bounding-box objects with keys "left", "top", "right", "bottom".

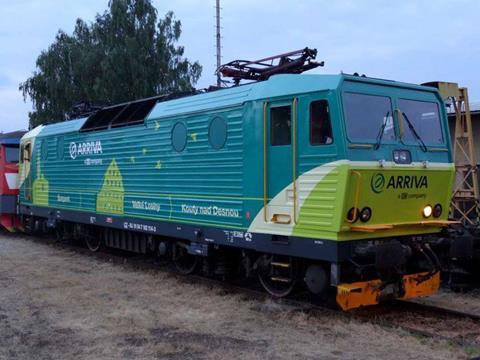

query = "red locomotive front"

[{"left": 0, "top": 131, "right": 26, "bottom": 232}]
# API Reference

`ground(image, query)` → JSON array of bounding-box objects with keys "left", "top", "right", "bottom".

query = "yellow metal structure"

[
  {"left": 350, "top": 219, "right": 458, "bottom": 233},
  {"left": 336, "top": 272, "right": 440, "bottom": 310},
  {"left": 423, "top": 81, "right": 479, "bottom": 225}
]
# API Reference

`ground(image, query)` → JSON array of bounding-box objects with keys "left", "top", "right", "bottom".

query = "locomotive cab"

[
  {"left": 249, "top": 75, "right": 454, "bottom": 309},
  {"left": 0, "top": 131, "right": 26, "bottom": 231},
  {"left": 331, "top": 78, "right": 455, "bottom": 308},
  {"left": 337, "top": 78, "right": 454, "bottom": 238}
]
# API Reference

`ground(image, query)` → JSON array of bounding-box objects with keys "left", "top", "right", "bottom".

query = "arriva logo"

[
  {"left": 370, "top": 173, "right": 428, "bottom": 193},
  {"left": 370, "top": 173, "right": 386, "bottom": 193},
  {"left": 69, "top": 141, "right": 103, "bottom": 159}
]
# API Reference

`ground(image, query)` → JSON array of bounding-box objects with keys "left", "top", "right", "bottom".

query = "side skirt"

[{"left": 19, "top": 205, "right": 356, "bottom": 263}]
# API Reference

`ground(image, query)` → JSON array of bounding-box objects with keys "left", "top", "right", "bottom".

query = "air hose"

[{"left": 414, "top": 243, "right": 440, "bottom": 285}]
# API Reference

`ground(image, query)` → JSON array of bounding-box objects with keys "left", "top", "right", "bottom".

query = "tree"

[{"left": 20, "top": 0, "right": 202, "bottom": 129}]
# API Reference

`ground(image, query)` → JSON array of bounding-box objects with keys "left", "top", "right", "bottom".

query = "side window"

[
  {"left": 310, "top": 100, "right": 333, "bottom": 145},
  {"left": 270, "top": 105, "right": 291, "bottom": 146},
  {"left": 209, "top": 116, "right": 227, "bottom": 150},
  {"left": 22, "top": 143, "right": 31, "bottom": 162},
  {"left": 172, "top": 122, "right": 187, "bottom": 152}
]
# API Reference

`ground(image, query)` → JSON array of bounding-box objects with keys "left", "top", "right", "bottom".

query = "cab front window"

[
  {"left": 5, "top": 146, "right": 19, "bottom": 163},
  {"left": 398, "top": 99, "right": 443, "bottom": 145},
  {"left": 343, "top": 92, "right": 394, "bottom": 143}
]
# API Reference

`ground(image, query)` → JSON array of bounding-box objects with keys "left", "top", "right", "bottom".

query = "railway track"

[
  {"left": 6, "top": 231, "right": 480, "bottom": 350},
  {"left": 351, "top": 301, "right": 480, "bottom": 348}
]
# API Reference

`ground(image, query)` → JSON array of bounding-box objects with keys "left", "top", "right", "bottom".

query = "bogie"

[
  {"left": 256, "top": 255, "right": 298, "bottom": 298},
  {"left": 172, "top": 242, "right": 198, "bottom": 275}
]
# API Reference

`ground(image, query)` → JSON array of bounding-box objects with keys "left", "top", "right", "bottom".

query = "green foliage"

[{"left": 20, "top": 0, "right": 202, "bottom": 129}]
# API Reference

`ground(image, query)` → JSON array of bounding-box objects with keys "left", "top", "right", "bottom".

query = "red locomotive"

[{"left": 0, "top": 131, "right": 26, "bottom": 231}]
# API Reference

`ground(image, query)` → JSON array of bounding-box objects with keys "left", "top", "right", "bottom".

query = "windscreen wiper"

[
  {"left": 402, "top": 112, "right": 428, "bottom": 152},
  {"left": 374, "top": 111, "right": 390, "bottom": 150}
]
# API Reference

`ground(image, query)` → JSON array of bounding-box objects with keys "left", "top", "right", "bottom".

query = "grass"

[{"left": 0, "top": 233, "right": 473, "bottom": 360}]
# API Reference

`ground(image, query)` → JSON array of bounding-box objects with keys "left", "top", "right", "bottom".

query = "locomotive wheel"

[
  {"left": 172, "top": 243, "right": 198, "bottom": 275},
  {"left": 258, "top": 255, "right": 297, "bottom": 298},
  {"left": 304, "top": 264, "right": 329, "bottom": 295},
  {"left": 86, "top": 235, "right": 103, "bottom": 252},
  {"left": 54, "top": 222, "right": 70, "bottom": 242},
  {"left": 85, "top": 227, "right": 103, "bottom": 252},
  {"left": 54, "top": 227, "right": 64, "bottom": 242}
]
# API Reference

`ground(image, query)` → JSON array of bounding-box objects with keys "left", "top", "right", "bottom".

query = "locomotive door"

[
  {"left": 21, "top": 142, "right": 32, "bottom": 201},
  {"left": 264, "top": 99, "right": 297, "bottom": 224}
]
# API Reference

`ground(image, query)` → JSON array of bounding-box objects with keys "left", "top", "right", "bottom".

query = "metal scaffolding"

[{"left": 424, "top": 81, "right": 480, "bottom": 225}]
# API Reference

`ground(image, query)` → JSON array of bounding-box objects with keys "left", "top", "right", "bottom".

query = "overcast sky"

[{"left": 0, "top": 0, "right": 479, "bottom": 132}]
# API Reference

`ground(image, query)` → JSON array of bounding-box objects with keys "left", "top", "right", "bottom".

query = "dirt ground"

[{"left": 0, "top": 232, "right": 474, "bottom": 360}]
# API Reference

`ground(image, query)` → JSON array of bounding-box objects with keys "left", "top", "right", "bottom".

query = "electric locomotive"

[
  {"left": 0, "top": 131, "right": 25, "bottom": 231},
  {"left": 16, "top": 73, "right": 454, "bottom": 309}
]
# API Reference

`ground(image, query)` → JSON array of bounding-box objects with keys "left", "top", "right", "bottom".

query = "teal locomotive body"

[{"left": 18, "top": 74, "right": 454, "bottom": 309}]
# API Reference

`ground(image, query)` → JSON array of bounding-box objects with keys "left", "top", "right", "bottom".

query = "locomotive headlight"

[
  {"left": 423, "top": 205, "right": 433, "bottom": 218},
  {"left": 347, "top": 207, "right": 359, "bottom": 222},
  {"left": 433, "top": 204, "right": 442, "bottom": 218},
  {"left": 393, "top": 149, "right": 412, "bottom": 164},
  {"left": 360, "top": 207, "right": 372, "bottom": 222}
]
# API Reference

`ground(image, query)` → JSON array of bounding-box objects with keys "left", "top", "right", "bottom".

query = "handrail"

[
  {"left": 263, "top": 102, "right": 268, "bottom": 222},
  {"left": 293, "top": 98, "right": 298, "bottom": 224},
  {"left": 348, "top": 143, "right": 374, "bottom": 149},
  {"left": 346, "top": 170, "right": 362, "bottom": 223},
  {"left": 27, "top": 142, "right": 32, "bottom": 201}
]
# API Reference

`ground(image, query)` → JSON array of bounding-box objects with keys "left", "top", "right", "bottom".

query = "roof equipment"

[
  {"left": 217, "top": 47, "right": 324, "bottom": 85},
  {"left": 79, "top": 92, "right": 197, "bottom": 132}
]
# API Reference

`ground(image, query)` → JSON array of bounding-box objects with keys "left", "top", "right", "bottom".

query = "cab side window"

[
  {"left": 270, "top": 105, "right": 291, "bottom": 146},
  {"left": 22, "top": 143, "right": 31, "bottom": 162},
  {"left": 310, "top": 100, "right": 333, "bottom": 145}
]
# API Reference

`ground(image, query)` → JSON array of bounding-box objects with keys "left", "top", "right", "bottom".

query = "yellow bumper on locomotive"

[{"left": 336, "top": 272, "right": 440, "bottom": 311}]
